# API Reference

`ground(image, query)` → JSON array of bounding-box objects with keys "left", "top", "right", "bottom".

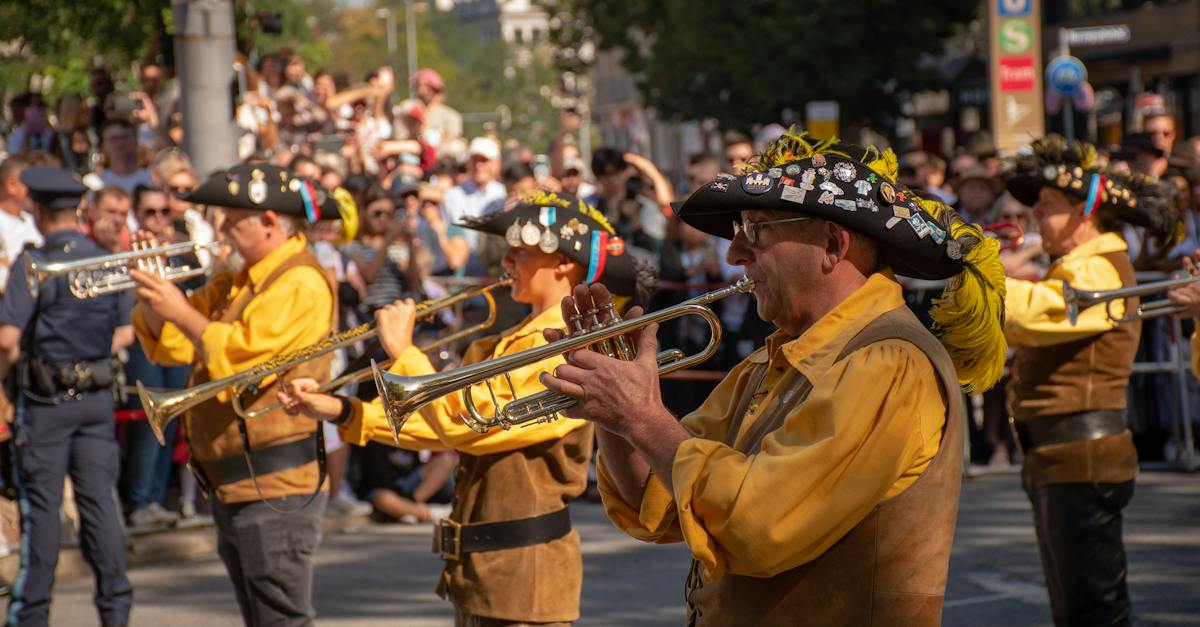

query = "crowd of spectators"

[{"left": 2, "top": 52, "right": 1199, "bottom": 535}]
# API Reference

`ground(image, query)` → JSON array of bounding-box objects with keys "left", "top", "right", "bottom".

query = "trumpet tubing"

[
  {"left": 138, "top": 276, "right": 512, "bottom": 445},
  {"left": 26, "top": 240, "right": 220, "bottom": 299},
  {"left": 1062, "top": 274, "right": 1200, "bottom": 325},
  {"left": 372, "top": 277, "right": 756, "bottom": 440}
]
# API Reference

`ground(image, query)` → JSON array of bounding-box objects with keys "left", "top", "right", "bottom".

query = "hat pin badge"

[
  {"left": 506, "top": 221, "right": 523, "bottom": 247},
  {"left": 248, "top": 169, "right": 268, "bottom": 205},
  {"left": 742, "top": 172, "right": 774, "bottom": 195},
  {"left": 521, "top": 221, "right": 542, "bottom": 247},
  {"left": 538, "top": 228, "right": 559, "bottom": 253}
]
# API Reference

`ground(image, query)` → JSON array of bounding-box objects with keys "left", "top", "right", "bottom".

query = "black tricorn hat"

[
  {"left": 459, "top": 191, "right": 641, "bottom": 297},
  {"left": 186, "top": 163, "right": 341, "bottom": 222},
  {"left": 678, "top": 141, "right": 969, "bottom": 280},
  {"left": 1005, "top": 135, "right": 1183, "bottom": 251}
]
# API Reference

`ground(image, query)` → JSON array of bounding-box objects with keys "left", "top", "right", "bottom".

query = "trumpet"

[
  {"left": 26, "top": 240, "right": 220, "bottom": 299},
  {"left": 137, "top": 276, "right": 512, "bottom": 445},
  {"left": 372, "top": 276, "right": 756, "bottom": 439},
  {"left": 1063, "top": 274, "right": 1200, "bottom": 325}
]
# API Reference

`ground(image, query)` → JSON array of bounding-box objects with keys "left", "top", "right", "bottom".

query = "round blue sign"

[{"left": 1046, "top": 55, "right": 1087, "bottom": 97}]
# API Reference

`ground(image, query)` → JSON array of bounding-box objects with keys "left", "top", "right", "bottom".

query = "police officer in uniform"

[{"left": 0, "top": 166, "right": 134, "bottom": 626}]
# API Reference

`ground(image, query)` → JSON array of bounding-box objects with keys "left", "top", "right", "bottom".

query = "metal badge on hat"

[
  {"left": 539, "top": 229, "right": 559, "bottom": 253},
  {"left": 521, "top": 221, "right": 542, "bottom": 246},
  {"left": 248, "top": 169, "right": 268, "bottom": 205},
  {"left": 226, "top": 174, "right": 240, "bottom": 197},
  {"left": 742, "top": 172, "right": 774, "bottom": 195},
  {"left": 506, "top": 221, "right": 523, "bottom": 247}
]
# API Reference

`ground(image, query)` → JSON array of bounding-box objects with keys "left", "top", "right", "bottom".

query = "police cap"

[{"left": 20, "top": 166, "right": 88, "bottom": 210}]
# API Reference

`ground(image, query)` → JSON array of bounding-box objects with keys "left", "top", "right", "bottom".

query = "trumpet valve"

[
  {"left": 602, "top": 302, "right": 634, "bottom": 360},
  {"left": 585, "top": 308, "right": 615, "bottom": 357}
]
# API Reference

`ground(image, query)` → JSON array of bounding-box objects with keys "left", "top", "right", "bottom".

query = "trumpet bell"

[{"left": 137, "top": 380, "right": 172, "bottom": 446}]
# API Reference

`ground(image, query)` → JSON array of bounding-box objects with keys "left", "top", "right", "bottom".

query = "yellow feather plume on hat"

[
  {"left": 917, "top": 198, "right": 1008, "bottom": 394},
  {"left": 333, "top": 187, "right": 359, "bottom": 245}
]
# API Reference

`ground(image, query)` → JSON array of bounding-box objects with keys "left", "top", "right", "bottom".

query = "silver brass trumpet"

[
  {"left": 26, "top": 240, "right": 220, "bottom": 299},
  {"left": 1063, "top": 274, "right": 1200, "bottom": 325},
  {"left": 137, "top": 276, "right": 512, "bottom": 445},
  {"left": 372, "top": 276, "right": 756, "bottom": 440}
]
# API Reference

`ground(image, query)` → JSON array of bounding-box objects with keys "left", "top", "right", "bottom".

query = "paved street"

[{"left": 45, "top": 470, "right": 1200, "bottom": 626}]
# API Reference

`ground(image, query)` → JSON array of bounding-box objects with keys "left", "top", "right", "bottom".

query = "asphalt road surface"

[{"left": 43, "top": 470, "right": 1200, "bottom": 626}]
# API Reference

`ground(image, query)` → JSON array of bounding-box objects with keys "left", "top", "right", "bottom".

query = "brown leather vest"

[
  {"left": 186, "top": 248, "right": 337, "bottom": 504},
  {"left": 1009, "top": 250, "right": 1141, "bottom": 421},
  {"left": 685, "top": 306, "right": 964, "bottom": 627},
  {"left": 436, "top": 335, "right": 594, "bottom": 623}
]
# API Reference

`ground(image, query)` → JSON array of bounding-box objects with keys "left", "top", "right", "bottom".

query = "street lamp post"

[
  {"left": 405, "top": 0, "right": 418, "bottom": 98},
  {"left": 377, "top": 7, "right": 397, "bottom": 65}
]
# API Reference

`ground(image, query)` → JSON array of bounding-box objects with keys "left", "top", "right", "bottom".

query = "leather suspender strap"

[{"left": 723, "top": 363, "right": 770, "bottom": 448}]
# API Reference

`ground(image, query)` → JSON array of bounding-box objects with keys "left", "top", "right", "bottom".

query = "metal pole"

[
  {"left": 405, "top": 0, "right": 418, "bottom": 99},
  {"left": 380, "top": 8, "right": 397, "bottom": 61},
  {"left": 1171, "top": 315, "right": 1197, "bottom": 470},
  {"left": 173, "top": 0, "right": 238, "bottom": 176},
  {"left": 1058, "top": 28, "right": 1075, "bottom": 141}
]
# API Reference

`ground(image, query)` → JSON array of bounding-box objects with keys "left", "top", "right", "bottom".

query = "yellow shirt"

[
  {"left": 1192, "top": 331, "right": 1200, "bottom": 377},
  {"left": 598, "top": 272, "right": 947, "bottom": 580},
  {"left": 1005, "top": 232, "right": 1127, "bottom": 348},
  {"left": 132, "top": 234, "right": 334, "bottom": 400},
  {"left": 341, "top": 304, "right": 591, "bottom": 456}
]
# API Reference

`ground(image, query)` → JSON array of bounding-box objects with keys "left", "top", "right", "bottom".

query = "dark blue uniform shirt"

[{"left": 0, "top": 229, "right": 132, "bottom": 366}]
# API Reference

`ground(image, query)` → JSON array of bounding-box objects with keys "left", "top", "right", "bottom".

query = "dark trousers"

[
  {"left": 1024, "top": 479, "right": 1135, "bottom": 627},
  {"left": 121, "top": 341, "right": 188, "bottom": 511},
  {"left": 213, "top": 492, "right": 327, "bottom": 627},
  {"left": 7, "top": 391, "right": 132, "bottom": 627}
]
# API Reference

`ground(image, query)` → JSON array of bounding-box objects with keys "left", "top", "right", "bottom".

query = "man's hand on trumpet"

[
  {"left": 129, "top": 231, "right": 209, "bottom": 347},
  {"left": 276, "top": 378, "right": 343, "bottom": 422},
  {"left": 1167, "top": 251, "right": 1200, "bottom": 318},
  {"left": 276, "top": 296, "right": 419, "bottom": 421},
  {"left": 538, "top": 283, "right": 689, "bottom": 486}
]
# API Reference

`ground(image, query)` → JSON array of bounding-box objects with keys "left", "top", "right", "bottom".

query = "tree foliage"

[{"left": 567, "top": 0, "right": 978, "bottom": 131}]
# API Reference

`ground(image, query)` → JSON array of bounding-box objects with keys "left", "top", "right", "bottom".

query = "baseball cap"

[{"left": 468, "top": 137, "right": 500, "bottom": 161}]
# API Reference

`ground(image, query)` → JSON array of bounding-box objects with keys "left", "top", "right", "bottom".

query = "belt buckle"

[{"left": 435, "top": 518, "right": 462, "bottom": 560}]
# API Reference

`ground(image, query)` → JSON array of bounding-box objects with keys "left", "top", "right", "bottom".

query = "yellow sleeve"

[
  {"left": 597, "top": 351, "right": 761, "bottom": 544},
  {"left": 131, "top": 276, "right": 221, "bottom": 367},
  {"left": 340, "top": 334, "right": 588, "bottom": 456},
  {"left": 669, "top": 342, "right": 944, "bottom": 580},
  {"left": 1004, "top": 255, "right": 1125, "bottom": 347}
]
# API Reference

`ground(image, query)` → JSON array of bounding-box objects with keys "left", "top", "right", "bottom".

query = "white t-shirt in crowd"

[
  {"left": 0, "top": 209, "right": 45, "bottom": 292},
  {"left": 443, "top": 180, "right": 507, "bottom": 248}
]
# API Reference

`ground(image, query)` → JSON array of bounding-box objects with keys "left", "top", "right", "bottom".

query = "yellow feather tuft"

[
  {"left": 929, "top": 230, "right": 1008, "bottom": 394},
  {"left": 332, "top": 187, "right": 359, "bottom": 245}
]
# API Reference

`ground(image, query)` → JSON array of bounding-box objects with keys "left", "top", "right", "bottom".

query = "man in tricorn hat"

[
  {"left": 1003, "top": 136, "right": 1183, "bottom": 626},
  {"left": 0, "top": 165, "right": 134, "bottom": 626},
  {"left": 129, "top": 163, "right": 354, "bottom": 625},
  {"left": 541, "top": 133, "right": 1009, "bottom": 625}
]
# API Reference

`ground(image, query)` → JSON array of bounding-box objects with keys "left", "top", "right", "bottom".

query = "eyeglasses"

[
  {"left": 732, "top": 215, "right": 811, "bottom": 245},
  {"left": 168, "top": 186, "right": 193, "bottom": 196},
  {"left": 369, "top": 210, "right": 394, "bottom": 219},
  {"left": 140, "top": 207, "right": 170, "bottom": 217}
]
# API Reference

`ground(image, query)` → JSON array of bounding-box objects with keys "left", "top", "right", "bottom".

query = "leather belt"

[
  {"left": 1012, "top": 409, "right": 1127, "bottom": 451},
  {"left": 201, "top": 434, "right": 319, "bottom": 486},
  {"left": 434, "top": 508, "right": 572, "bottom": 561}
]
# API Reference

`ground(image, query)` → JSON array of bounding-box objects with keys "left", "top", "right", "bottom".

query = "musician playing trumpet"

[
  {"left": 1001, "top": 137, "right": 1182, "bottom": 626},
  {"left": 130, "top": 164, "right": 350, "bottom": 626},
  {"left": 541, "top": 134, "right": 1009, "bottom": 626},
  {"left": 278, "top": 192, "right": 652, "bottom": 626},
  {"left": 1166, "top": 254, "right": 1200, "bottom": 376}
]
